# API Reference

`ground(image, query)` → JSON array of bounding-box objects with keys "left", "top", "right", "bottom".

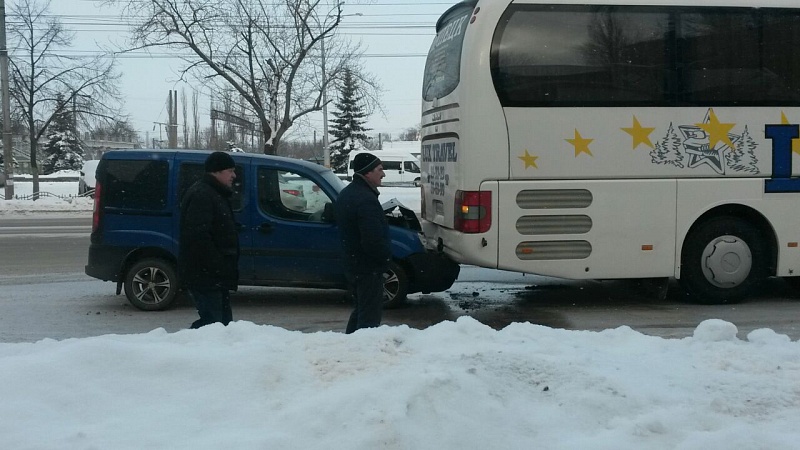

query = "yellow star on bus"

[
  {"left": 518, "top": 150, "right": 538, "bottom": 169},
  {"left": 566, "top": 129, "right": 593, "bottom": 157},
  {"left": 696, "top": 109, "right": 735, "bottom": 149},
  {"left": 780, "top": 111, "right": 800, "bottom": 155},
  {"left": 621, "top": 116, "right": 655, "bottom": 149}
]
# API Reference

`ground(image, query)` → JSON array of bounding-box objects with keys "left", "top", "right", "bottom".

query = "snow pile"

[{"left": 0, "top": 317, "right": 798, "bottom": 449}]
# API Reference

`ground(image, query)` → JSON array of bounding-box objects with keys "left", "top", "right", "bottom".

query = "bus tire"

[
  {"left": 679, "top": 217, "right": 767, "bottom": 305},
  {"left": 124, "top": 258, "right": 179, "bottom": 311},
  {"left": 383, "top": 261, "right": 408, "bottom": 309}
]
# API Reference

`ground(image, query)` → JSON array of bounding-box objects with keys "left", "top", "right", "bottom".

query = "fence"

[{"left": 12, "top": 190, "right": 92, "bottom": 201}]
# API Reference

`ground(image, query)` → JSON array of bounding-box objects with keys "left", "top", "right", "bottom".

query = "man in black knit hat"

[
  {"left": 179, "top": 151, "right": 240, "bottom": 328},
  {"left": 335, "top": 152, "right": 390, "bottom": 333}
]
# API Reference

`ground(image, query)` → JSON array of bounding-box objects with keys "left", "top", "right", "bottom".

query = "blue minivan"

[{"left": 85, "top": 150, "right": 459, "bottom": 311}]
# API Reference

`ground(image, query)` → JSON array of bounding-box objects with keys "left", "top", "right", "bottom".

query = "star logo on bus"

[
  {"left": 566, "top": 129, "right": 593, "bottom": 157},
  {"left": 780, "top": 111, "right": 800, "bottom": 155},
  {"left": 695, "top": 109, "right": 735, "bottom": 149},
  {"left": 681, "top": 109, "right": 740, "bottom": 175},
  {"left": 518, "top": 150, "right": 538, "bottom": 169},
  {"left": 621, "top": 116, "right": 655, "bottom": 149}
]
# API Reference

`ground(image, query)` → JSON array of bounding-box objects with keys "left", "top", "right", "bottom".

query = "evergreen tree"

[
  {"left": 650, "top": 123, "right": 684, "bottom": 168},
  {"left": 42, "top": 94, "right": 84, "bottom": 174},
  {"left": 727, "top": 126, "right": 760, "bottom": 174},
  {"left": 328, "top": 68, "right": 371, "bottom": 172}
]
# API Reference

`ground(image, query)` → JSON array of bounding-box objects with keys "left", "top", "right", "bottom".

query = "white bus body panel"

[
  {"left": 496, "top": 180, "right": 677, "bottom": 279},
  {"left": 675, "top": 179, "right": 800, "bottom": 278},
  {"left": 504, "top": 107, "right": 800, "bottom": 180}
]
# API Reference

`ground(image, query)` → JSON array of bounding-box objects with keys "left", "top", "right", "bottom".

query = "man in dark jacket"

[
  {"left": 335, "top": 152, "right": 390, "bottom": 334},
  {"left": 179, "top": 151, "right": 240, "bottom": 328}
]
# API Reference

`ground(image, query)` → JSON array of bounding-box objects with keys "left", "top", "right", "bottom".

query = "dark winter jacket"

[
  {"left": 334, "top": 174, "right": 391, "bottom": 275},
  {"left": 179, "top": 174, "right": 240, "bottom": 290}
]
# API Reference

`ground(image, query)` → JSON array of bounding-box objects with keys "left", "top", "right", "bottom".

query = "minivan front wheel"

[
  {"left": 383, "top": 262, "right": 408, "bottom": 309},
  {"left": 124, "top": 258, "right": 179, "bottom": 311}
]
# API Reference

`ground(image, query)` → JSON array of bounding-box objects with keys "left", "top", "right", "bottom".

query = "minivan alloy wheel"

[
  {"left": 383, "top": 261, "right": 409, "bottom": 308},
  {"left": 124, "top": 258, "right": 179, "bottom": 311}
]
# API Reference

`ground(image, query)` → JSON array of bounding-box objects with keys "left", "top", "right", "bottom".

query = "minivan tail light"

[
  {"left": 454, "top": 190, "right": 491, "bottom": 233},
  {"left": 92, "top": 181, "right": 102, "bottom": 233}
]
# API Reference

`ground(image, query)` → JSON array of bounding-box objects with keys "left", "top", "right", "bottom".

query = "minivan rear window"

[{"left": 103, "top": 160, "right": 169, "bottom": 210}]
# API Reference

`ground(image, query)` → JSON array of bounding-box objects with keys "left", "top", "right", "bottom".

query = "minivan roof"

[{"left": 101, "top": 149, "right": 331, "bottom": 174}]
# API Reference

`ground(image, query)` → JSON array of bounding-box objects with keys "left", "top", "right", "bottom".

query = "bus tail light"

[{"left": 454, "top": 190, "right": 491, "bottom": 233}]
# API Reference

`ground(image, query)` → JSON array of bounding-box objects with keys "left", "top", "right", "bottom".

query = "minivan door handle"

[{"left": 257, "top": 222, "right": 273, "bottom": 234}]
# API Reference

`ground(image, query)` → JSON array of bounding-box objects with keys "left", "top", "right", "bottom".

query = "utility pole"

[
  {"left": 1, "top": 0, "right": 14, "bottom": 199},
  {"left": 321, "top": 37, "right": 330, "bottom": 168},
  {"left": 167, "top": 91, "right": 178, "bottom": 148}
]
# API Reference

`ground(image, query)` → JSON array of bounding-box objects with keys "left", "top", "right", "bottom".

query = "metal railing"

[{"left": 12, "top": 191, "right": 88, "bottom": 201}]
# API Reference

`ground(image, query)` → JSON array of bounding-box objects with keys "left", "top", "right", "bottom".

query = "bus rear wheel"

[{"left": 679, "top": 217, "right": 767, "bottom": 305}]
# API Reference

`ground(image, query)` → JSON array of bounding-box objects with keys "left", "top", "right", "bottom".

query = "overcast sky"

[{"left": 44, "top": 0, "right": 452, "bottom": 143}]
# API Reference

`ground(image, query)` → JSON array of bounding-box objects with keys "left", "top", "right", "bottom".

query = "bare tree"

[
  {"left": 8, "top": 0, "right": 120, "bottom": 197},
  {"left": 106, "top": 0, "right": 381, "bottom": 154}
]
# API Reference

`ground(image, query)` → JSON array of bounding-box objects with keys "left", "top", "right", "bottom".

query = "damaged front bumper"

[{"left": 383, "top": 198, "right": 460, "bottom": 294}]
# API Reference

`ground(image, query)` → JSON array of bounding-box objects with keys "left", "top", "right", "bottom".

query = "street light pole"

[{"left": 321, "top": 37, "right": 330, "bottom": 168}]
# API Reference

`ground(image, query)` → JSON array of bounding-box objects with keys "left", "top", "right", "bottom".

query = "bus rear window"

[{"left": 422, "top": 2, "right": 474, "bottom": 101}]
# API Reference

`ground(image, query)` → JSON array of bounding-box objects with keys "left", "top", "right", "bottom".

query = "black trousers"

[
  {"left": 345, "top": 272, "right": 384, "bottom": 334},
  {"left": 188, "top": 287, "right": 232, "bottom": 329}
]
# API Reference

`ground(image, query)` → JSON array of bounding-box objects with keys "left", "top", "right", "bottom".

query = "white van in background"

[{"left": 347, "top": 150, "right": 421, "bottom": 186}]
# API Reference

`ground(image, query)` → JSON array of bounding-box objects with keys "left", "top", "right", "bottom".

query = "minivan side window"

[
  {"left": 103, "top": 160, "right": 169, "bottom": 210},
  {"left": 178, "top": 163, "right": 245, "bottom": 211},
  {"left": 258, "top": 167, "right": 329, "bottom": 221}
]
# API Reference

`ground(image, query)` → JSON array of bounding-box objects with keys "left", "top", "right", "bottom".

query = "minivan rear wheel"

[
  {"left": 124, "top": 258, "right": 179, "bottom": 311},
  {"left": 383, "top": 262, "right": 408, "bottom": 309}
]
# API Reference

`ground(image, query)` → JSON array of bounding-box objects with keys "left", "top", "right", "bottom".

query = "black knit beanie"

[
  {"left": 205, "top": 151, "right": 236, "bottom": 173},
  {"left": 353, "top": 152, "right": 382, "bottom": 175}
]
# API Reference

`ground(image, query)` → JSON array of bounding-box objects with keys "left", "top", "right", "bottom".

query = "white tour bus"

[{"left": 420, "top": 0, "right": 800, "bottom": 303}]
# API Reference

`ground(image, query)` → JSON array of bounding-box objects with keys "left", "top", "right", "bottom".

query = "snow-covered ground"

[
  {"left": 0, "top": 170, "right": 94, "bottom": 215},
  {"left": 2, "top": 180, "right": 800, "bottom": 449}
]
